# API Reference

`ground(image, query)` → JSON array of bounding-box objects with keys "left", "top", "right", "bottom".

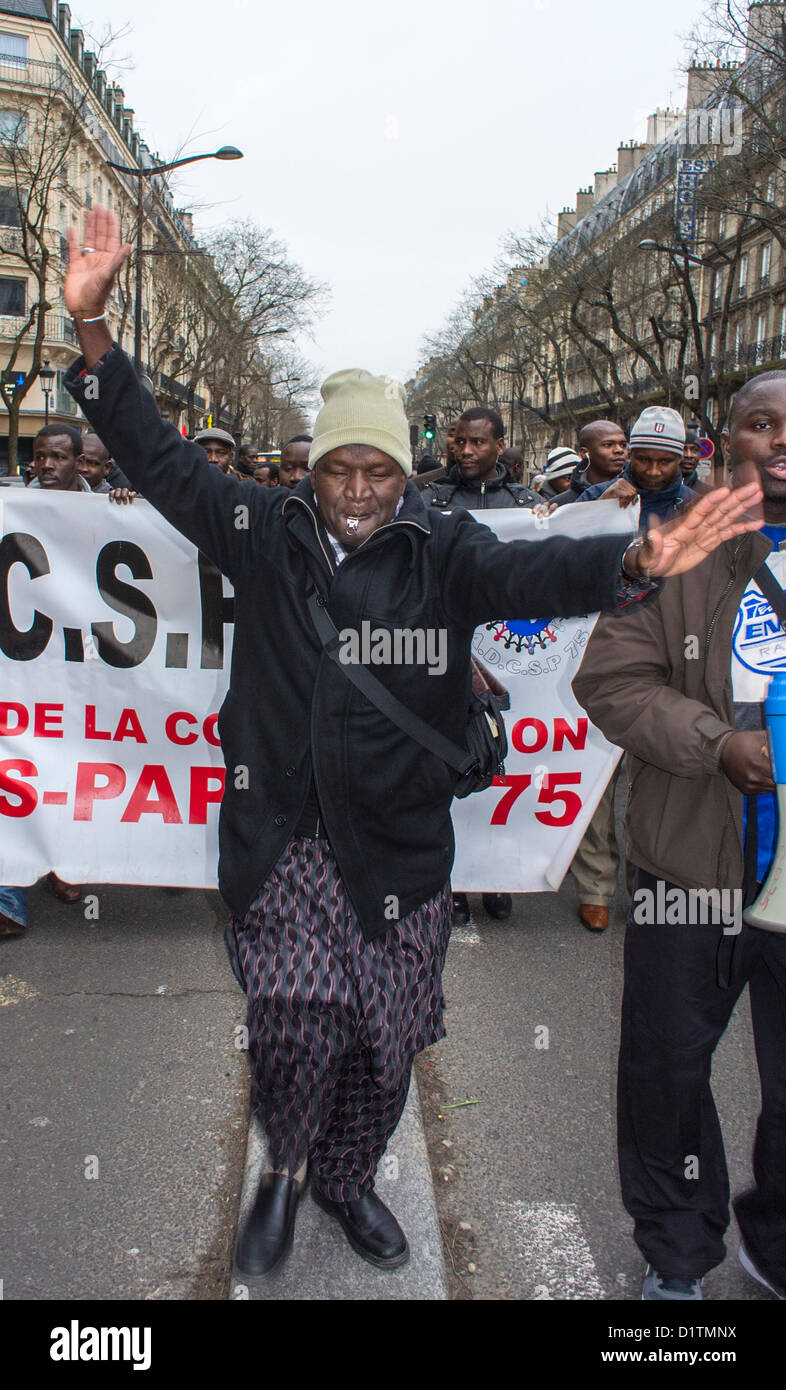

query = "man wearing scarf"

[{"left": 577, "top": 406, "right": 697, "bottom": 523}]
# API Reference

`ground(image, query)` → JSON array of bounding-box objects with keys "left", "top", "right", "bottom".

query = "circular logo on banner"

[{"left": 486, "top": 617, "right": 556, "bottom": 655}]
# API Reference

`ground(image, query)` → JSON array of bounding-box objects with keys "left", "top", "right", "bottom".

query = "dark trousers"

[{"left": 619, "top": 869, "right": 786, "bottom": 1281}]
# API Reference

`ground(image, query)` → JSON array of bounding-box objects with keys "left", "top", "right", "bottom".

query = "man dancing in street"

[{"left": 62, "top": 208, "right": 762, "bottom": 1277}]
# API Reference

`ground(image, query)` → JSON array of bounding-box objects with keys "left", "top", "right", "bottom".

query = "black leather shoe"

[
  {"left": 483, "top": 891, "right": 512, "bottom": 920},
  {"left": 235, "top": 1172, "right": 306, "bottom": 1276},
  {"left": 312, "top": 1185, "right": 409, "bottom": 1269}
]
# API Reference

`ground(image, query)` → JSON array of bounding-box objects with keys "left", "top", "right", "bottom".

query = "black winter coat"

[
  {"left": 67, "top": 347, "right": 642, "bottom": 940},
  {"left": 421, "top": 463, "right": 539, "bottom": 511}
]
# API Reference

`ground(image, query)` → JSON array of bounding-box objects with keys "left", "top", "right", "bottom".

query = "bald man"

[{"left": 554, "top": 420, "right": 628, "bottom": 506}]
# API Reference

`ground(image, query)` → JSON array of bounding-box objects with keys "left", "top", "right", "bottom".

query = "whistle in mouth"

[{"left": 346, "top": 516, "right": 360, "bottom": 533}]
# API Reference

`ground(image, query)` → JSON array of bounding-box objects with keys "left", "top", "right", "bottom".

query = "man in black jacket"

[
  {"left": 61, "top": 208, "right": 762, "bottom": 1281},
  {"left": 423, "top": 407, "right": 537, "bottom": 924},
  {"left": 421, "top": 408, "right": 539, "bottom": 512}
]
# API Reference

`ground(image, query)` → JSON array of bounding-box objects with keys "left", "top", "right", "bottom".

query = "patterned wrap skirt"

[{"left": 225, "top": 836, "right": 453, "bottom": 1102}]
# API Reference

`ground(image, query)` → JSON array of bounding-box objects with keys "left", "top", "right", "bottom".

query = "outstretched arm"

[
  {"left": 440, "top": 484, "right": 763, "bottom": 631},
  {"left": 64, "top": 208, "right": 273, "bottom": 582}
]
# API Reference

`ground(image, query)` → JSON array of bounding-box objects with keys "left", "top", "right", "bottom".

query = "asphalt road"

[
  {"left": 417, "top": 864, "right": 772, "bottom": 1303},
  {"left": 0, "top": 882, "right": 248, "bottom": 1301}
]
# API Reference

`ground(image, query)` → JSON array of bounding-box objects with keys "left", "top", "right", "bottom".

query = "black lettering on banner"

[
  {"left": 0, "top": 533, "right": 53, "bottom": 661},
  {"left": 92, "top": 541, "right": 158, "bottom": 668},
  {"left": 165, "top": 632, "right": 189, "bottom": 669},
  {"left": 63, "top": 627, "right": 85, "bottom": 662},
  {"left": 198, "top": 551, "right": 235, "bottom": 670}
]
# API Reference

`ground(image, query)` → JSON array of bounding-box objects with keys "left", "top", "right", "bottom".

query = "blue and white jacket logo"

[{"left": 732, "top": 585, "right": 786, "bottom": 676}]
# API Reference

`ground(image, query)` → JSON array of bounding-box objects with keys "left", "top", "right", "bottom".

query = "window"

[
  {"left": 735, "top": 322, "right": 745, "bottom": 359},
  {"left": 718, "top": 210, "right": 727, "bottom": 240},
  {"left": 757, "top": 313, "right": 768, "bottom": 346},
  {"left": 781, "top": 303, "right": 786, "bottom": 344},
  {"left": 738, "top": 254, "right": 749, "bottom": 296},
  {"left": 761, "top": 241, "right": 772, "bottom": 283},
  {"left": 0, "top": 187, "right": 20, "bottom": 227},
  {"left": 0, "top": 33, "right": 28, "bottom": 67},
  {"left": 0, "top": 276, "right": 25, "bottom": 315},
  {"left": 0, "top": 110, "right": 25, "bottom": 145}
]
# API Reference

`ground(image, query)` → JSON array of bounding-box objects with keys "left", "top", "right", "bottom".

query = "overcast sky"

[{"left": 73, "top": 0, "right": 709, "bottom": 389}]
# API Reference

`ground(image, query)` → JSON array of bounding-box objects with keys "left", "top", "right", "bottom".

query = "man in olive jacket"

[
  {"left": 573, "top": 370, "right": 786, "bottom": 1302},
  {"left": 62, "top": 207, "right": 762, "bottom": 1284}
]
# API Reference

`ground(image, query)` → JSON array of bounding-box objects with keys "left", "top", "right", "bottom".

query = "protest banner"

[{"left": 0, "top": 492, "right": 634, "bottom": 891}]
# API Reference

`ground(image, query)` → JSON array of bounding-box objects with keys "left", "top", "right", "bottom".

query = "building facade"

[
  {"left": 409, "top": 1, "right": 786, "bottom": 477},
  {"left": 0, "top": 1, "right": 213, "bottom": 470}
]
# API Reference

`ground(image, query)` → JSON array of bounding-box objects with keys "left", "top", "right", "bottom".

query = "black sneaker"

[
  {"left": 483, "top": 892, "right": 512, "bottom": 920},
  {"left": 452, "top": 892, "right": 471, "bottom": 926}
]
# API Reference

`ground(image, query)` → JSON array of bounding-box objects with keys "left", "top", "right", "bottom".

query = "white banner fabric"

[{"left": 0, "top": 492, "right": 634, "bottom": 892}]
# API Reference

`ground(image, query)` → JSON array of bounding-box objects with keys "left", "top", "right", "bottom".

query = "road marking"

[
  {"left": 506, "top": 1200, "right": 605, "bottom": 1300},
  {"left": 451, "top": 925, "right": 480, "bottom": 944},
  {"left": 0, "top": 975, "right": 38, "bottom": 1007}
]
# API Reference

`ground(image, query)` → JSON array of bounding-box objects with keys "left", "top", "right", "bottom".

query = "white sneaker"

[{"left": 642, "top": 1265, "right": 703, "bottom": 1300}]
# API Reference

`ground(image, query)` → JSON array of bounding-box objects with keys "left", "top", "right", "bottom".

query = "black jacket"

[
  {"left": 66, "top": 347, "right": 644, "bottom": 940},
  {"left": 421, "top": 462, "right": 539, "bottom": 511},
  {"left": 554, "top": 463, "right": 596, "bottom": 506}
]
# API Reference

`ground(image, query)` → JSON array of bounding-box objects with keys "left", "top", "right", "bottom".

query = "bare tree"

[{"left": 0, "top": 56, "right": 102, "bottom": 470}]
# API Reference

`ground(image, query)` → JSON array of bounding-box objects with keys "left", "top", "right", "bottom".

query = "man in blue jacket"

[
  {"left": 60, "top": 208, "right": 762, "bottom": 1281},
  {"left": 578, "top": 406, "right": 697, "bottom": 524}
]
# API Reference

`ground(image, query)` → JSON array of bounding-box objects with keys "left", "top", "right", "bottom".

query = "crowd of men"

[{"left": 2, "top": 228, "right": 785, "bottom": 1304}]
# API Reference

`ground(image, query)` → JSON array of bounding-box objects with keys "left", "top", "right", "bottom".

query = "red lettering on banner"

[
  {"left": 189, "top": 766, "right": 225, "bottom": 824},
  {"left": 0, "top": 702, "right": 28, "bottom": 737},
  {"left": 85, "top": 706, "right": 112, "bottom": 740},
  {"left": 33, "top": 704, "right": 64, "bottom": 739},
  {"left": 113, "top": 708, "right": 147, "bottom": 743},
  {"left": 121, "top": 765, "right": 182, "bottom": 823},
  {"left": 491, "top": 771, "right": 583, "bottom": 827},
  {"left": 511, "top": 718, "right": 548, "bottom": 754},
  {"left": 0, "top": 759, "right": 38, "bottom": 817},
  {"left": 490, "top": 774, "right": 531, "bottom": 825},
  {"left": 534, "top": 773, "right": 582, "bottom": 827},
  {"left": 165, "top": 712, "right": 198, "bottom": 746},
  {"left": 552, "top": 717, "right": 588, "bottom": 752},
  {"left": 74, "top": 763, "right": 126, "bottom": 820},
  {"left": 203, "top": 714, "right": 220, "bottom": 747}
]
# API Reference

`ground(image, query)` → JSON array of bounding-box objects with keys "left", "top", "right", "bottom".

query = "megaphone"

[{"left": 744, "top": 671, "right": 786, "bottom": 933}]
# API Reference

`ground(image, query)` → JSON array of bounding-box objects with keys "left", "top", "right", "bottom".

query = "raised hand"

[
  {"left": 65, "top": 207, "right": 131, "bottom": 320},
  {"left": 636, "top": 482, "right": 763, "bottom": 579}
]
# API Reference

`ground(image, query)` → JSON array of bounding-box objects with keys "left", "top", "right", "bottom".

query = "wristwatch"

[{"left": 622, "top": 537, "right": 652, "bottom": 581}]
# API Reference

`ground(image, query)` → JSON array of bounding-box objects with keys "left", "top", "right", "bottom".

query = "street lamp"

[
  {"left": 39, "top": 357, "right": 55, "bottom": 427},
  {"left": 106, "top": 145, "right": 244, "bottom": 375},
  {"left": 638, "top": 239, "right": 725, "bottom": 441}
]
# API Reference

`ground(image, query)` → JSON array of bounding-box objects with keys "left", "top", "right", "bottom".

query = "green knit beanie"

[{"left": 308, "top": 368, "right": 412, "bottom": 477}]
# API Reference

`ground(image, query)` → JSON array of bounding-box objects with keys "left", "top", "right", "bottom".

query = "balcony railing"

[
  {"left": 0, "top": 56, "right": 77, "bottom": 100},
  {"left": 0, "top": 312, "right": 78, "bottom": 346},
  {"left": 158, "top": 372, "right": 205, "bottom": 411},
  {"left": 531, "top": 333, "right": 786, "bottom": 417}
]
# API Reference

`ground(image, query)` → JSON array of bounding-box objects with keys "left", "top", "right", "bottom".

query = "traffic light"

[{"left": 423, "top": 413, "right": 436, "bottom": 441}]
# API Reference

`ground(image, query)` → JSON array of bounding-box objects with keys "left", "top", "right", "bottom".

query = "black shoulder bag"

[{"left": 306, "top": 589, "right": 509, "bottom": 798}]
